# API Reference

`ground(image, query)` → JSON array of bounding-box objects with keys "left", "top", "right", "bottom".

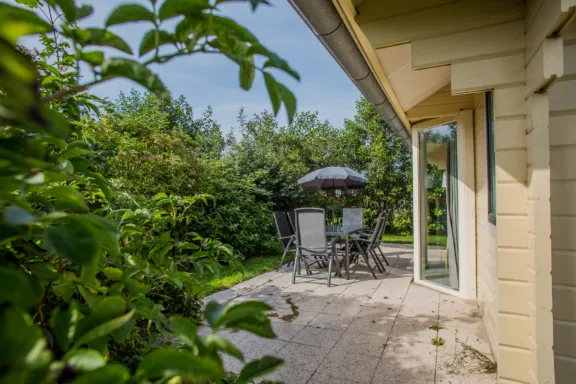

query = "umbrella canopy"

[{"left": 298, "top": 167, "right": 368, "bottom": 190}]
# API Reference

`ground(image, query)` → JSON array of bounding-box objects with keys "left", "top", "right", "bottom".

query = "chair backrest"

[
  {"left": 375, "top": 210, "right": 389, "bottom": 246},
  {"left": 343, "top": 208, "right": 363, "bottom": 227},
  {"left": 273, "top": 211, "right": 293, "bottom": 249},
  {"left": 368, "top": 217, "right": 384, "bottom": 248},
  {"left": 287, "top": 211, "right": 296, "bottom": 233},
  {"left": 295, "top": 208, "right": 327, "bottom": 256}
]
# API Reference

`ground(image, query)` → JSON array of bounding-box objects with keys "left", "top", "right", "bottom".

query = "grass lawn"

[
  {"left": 382, "top": 234, "right": 447, "bottom": 247},
  {"left": 196, "top": 255, "right": 281, "bottom": 297}
]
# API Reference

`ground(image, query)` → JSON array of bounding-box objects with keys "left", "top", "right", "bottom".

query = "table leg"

[{"left": 345, "top": 234, "right": 350, "bottom": 280}]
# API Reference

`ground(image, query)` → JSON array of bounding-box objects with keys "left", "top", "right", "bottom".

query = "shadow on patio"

[{"left": 201, "top": 244, "right": 496, "bottom": 384}]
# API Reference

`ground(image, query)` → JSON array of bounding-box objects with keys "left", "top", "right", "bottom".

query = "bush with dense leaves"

[{"left": 0, "top": 0, "right": 299, "bottom": 382}]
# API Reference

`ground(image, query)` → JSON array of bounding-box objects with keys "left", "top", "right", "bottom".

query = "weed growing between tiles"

[{"left": 444, "top": 336, "right": 498, "bottom": 374}]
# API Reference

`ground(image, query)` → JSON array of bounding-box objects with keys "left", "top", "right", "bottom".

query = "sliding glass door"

[{"left": 418, "top": 124, "right": 459, "bottom": 290}]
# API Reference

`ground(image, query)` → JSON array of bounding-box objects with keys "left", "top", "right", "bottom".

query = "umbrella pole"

[{"left": 332, "top": 179, "right": 335, "bottom": 224}]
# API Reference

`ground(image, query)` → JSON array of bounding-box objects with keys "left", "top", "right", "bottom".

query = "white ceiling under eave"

[{"left": 375, "top": 43, "right": 450, "bottom": 112}]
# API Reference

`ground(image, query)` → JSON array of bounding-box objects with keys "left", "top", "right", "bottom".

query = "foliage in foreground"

[{"left": 0, "top": 0, "right": 298, "bottom": 382}]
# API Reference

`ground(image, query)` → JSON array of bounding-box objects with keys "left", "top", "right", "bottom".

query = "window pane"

[{"left": 419, "top": 124, "right": 459, "bottom": 290}]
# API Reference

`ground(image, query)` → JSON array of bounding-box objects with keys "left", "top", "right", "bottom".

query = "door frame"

[{"left": 412, "top": 111, "right": 477, "bottom": 300}]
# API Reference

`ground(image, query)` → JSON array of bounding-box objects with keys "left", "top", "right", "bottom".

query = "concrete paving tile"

[
  {"left": 267, "top": 308, "right": 317, "bottom": 326},
  {"left": 274, "top": 342, "right": 330, "bottom": 372},
  {"left": 271, "top": 321, "right": 304, "bottom": 341},
  {"left": 357, "top": 303, "right": 401, "bottom": 319},
  {"left": 290, "top": 326, "right": 344, "bottom": 349},
  {"left": 216, "top": 329, "right": 250, "bottom": 344},
  {"left": 347, "top": 314, "right": 395, "bottom": 336},
  {"left": 372, "top": 341, "right": 436, "bottom": 384},
  {"left": 404, "top": 283, "right": 441, "bottom": 303},
  {"left": 331, "top": 329, "right": 388, "bottom": 357},
  {"left": 436, "top": 353, "right": 497, "bottom": 383},
  {"left": 292, "top": 295, "right": 332, "bottom": 312},
  {"left": 222, "top": 354, "right": 242, "bottom": 373},
  {"left": 322, "top": 295, "right": 368, "bottom": 316},
  {"left": 388, "top": 321, "right": 439, "bottom": 343},
  {"left": 260, "top": 364, "right": 313, "bottom": 384},
  {"left": 309, "top": 372, "right": 363, "bottom": 384},
  {"left": 237, "top": 334, "right": 287, "bottom": 359},
  {"left": 316, "top": 350, "right": 379, "bottom": 384},
  {"left": 281, "top": 281, "right": 322, "bottom": 294},
  {"left": 339, "top": 279, "right": 382, "bottom": 297},
  {"left": 307, "top": 312, "right": 354, "bottom": 331}
]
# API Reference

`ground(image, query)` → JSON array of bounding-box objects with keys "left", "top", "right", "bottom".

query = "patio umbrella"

[{"left": 298, "top": 167, "right": 368, "bottom": 221}]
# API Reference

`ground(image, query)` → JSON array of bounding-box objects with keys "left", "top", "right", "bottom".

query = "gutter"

[{"left": 288, "top": 0, "right": 412, "bottom": 147}]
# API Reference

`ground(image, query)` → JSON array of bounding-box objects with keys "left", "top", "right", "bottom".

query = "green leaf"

[
  {"left": 150, "top": 243, "right": 173, "bottom": 266},
  {"left": 103, "top": 267, "right": 123, "bottom": 281},
  {"left": 0, "top": 39, "right": 39, "bottom": 83},
  {"left": 215, "top": 301, "right": 272, "bottom": 328},
  {"left": 44, "top": 186, "right": 88, "bottom": 212},
  {"left": 57, "top": 147, "right": 92, "bottom": 162},
  {"left": 0, "top": 267, "right": 41, "bottom": 310},
  {"left": 204, "top": 300, "right": 226, "bottom": 329},
  {"left": 106, "top": 4, "right": 155, "bottom": 27},
  {"left": 3, "top": 205, "right": 39, "bottom": 225},
  {"left": 68, "top": 28, "right": 133, "bottom": 55},
  {"left": 67, "top": 349, "right": 106, "bottom": 371},
  {"left": 52, "top": 281, "right": 77, "bottom": 301},
  {"left": 158, "top": 0, "right": 210, "bottom": 21},
  {"left": 73, "top": 309, "right": 134, "bottom": 348},
  {"left": 136, "top": 349, "right": 225, "bottom": 381},
  {"left": 239, "top": 356, "right": 283, "bottom": 382},
  {"left": 263, "top": 72, "right": 280, "bottom": 115},
  {"left": 101, "top": 58, "right": 168, "bottom": 99},
  {"left": 262, "top": 56, "right": 300, "bottom": 81},
  {"left": 45, "top": 218, "right": 99, "bottom": 266},
  {"left": 27, "top": 262, "right": 61, "bottom": 282},
  {"left": 80, "top": 51, "right": 104, "bottom": 66},
  {"left": 70, "top": 364, "right": 130, "bottom": 384},
  {"left": 167, "top": 316, "right": 197, "bottom": 346},
  {"left": 51, "top": 302, "right": 79, "bottom": 352},
  {"left": 139, "top": 29, "right": 176, "bottom": 57},
  {"left": 276, "top": 81, "right": 297, "bottom": 125},
  {"left": 204, "top": 334, "right": 244, "bottom": 361},
  {"left": 85, "top": 172, "right": 113, "bottom": 202},
  {"left": 78, "top": 286, "right": 101, "bottom": 308},
  {"left": 54, "top": 0, "right": 78, "bottom": 22},
  {"left": 0, "top": 3, "right": 53, "bottom": 44},
  {"left": 76, "top": 4, "right": 93, "bottom": 20},
  {"left": 239, "top": 56, "right": 255, "bottom": 91},
  {"left": 80, "top": 215, "right": 120, "bottom": 258},
  {"left": 0, "top": 305, "right": 46, "bottom": 369}
]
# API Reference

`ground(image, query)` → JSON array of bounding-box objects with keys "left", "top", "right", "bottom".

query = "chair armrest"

[{"left": 279, "top": 235, "right": 295, "bottom": 240}]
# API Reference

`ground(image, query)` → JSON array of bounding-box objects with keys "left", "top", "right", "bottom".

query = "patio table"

[{"left": 326, "top": 224, "right": 377, "bottom": 280}]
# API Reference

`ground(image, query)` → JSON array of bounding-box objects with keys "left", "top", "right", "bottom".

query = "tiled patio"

[{"left": 203, "top": 244, "right": 497, "bottom": 384}]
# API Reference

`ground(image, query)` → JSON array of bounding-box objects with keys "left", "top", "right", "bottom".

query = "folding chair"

[{"left": 293, "top": 208, "right": 338, "bottom": 286}]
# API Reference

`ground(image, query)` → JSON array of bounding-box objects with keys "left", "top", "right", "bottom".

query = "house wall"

[
  {"left": 473, "top": 93, "right": 499, "bottom": 359},
  {"left": 548, "top": 32, "right": 576, "bottom": 381},
  {"left": 341, "top": 0, "right": 576, "bottom": 382}
]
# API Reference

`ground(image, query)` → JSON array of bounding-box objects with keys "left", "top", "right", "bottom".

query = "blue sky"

[{"left": 18, "top": 0, "right": 361, "bottom": 133}]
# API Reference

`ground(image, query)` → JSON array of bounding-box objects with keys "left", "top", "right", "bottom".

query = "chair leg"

[
  {"left": 292, "top": 252, "right": 299, "bottom": 284},
  {"left": 377, "top": 246, "right": 390, "bottom": 266},
  {"left": 370, "top": 249, "right": 385, "bottom": 273},
  {"left": 327, "top": 245, "right": 335, "bottom": 287},
  {"left": 277, "top": 238, "right": 293, "bottom": 271},
  {"left": 354, "top": 240, "right": 378, "bottom": 279}
]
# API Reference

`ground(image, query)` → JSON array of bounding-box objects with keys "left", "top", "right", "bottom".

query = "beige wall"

[
  {"left": 549, "top": 33, "right": 576, "bottom": 382},
  {"left": 339, "top": 0, "right": 576, "bottom": 382},
  {"left": 473, "top": 93, "right": 499, "bottom": 359}
]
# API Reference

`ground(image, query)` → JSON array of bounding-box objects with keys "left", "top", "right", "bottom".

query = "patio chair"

[
  {"left": 293, "top": 208, "right": 338, "bottom": 286},
  {"left": 373, "top": 210, "right": 391, "bottom": 266},
  {"left": 287, "top": 210, "right": 296, "bottom": 233},
  {"left": 349, "top": 216, "right": 387, "bottom": 273},
  {"left": 274, "top": 212, "right": 298, "bottom": 272},
  {"left": 343, "top": 208, "right": 363, "bottom": 227}
]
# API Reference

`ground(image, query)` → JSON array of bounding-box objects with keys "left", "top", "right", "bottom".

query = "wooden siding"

[
  {"left": 549, "top": 33, "right": 576, "bottom": 382},
  {"left": 474, "top": 93, "right": 500, "bottom": 358}
]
